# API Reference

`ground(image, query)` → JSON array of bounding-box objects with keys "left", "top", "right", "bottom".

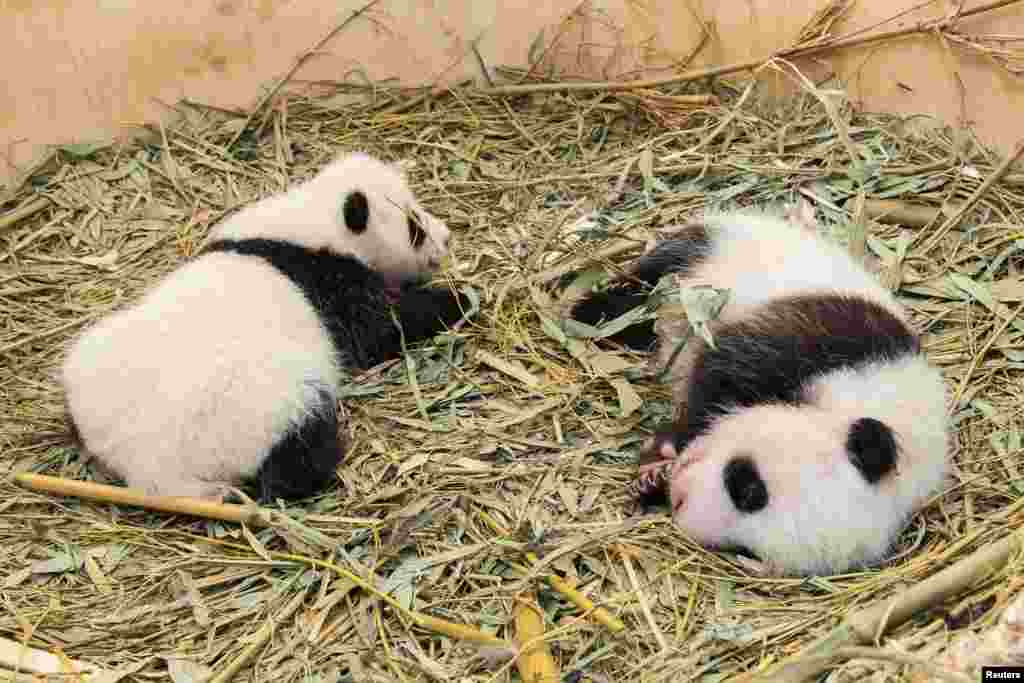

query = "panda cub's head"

[
  {"left": 648, "top": 356, "right": 948, "bottom": 578},
  {"left": 212, "top": 151, "right": 452, "bottom": 288},
  {"left": 658, "top": 404, "right": 906, "bottom": 574}
]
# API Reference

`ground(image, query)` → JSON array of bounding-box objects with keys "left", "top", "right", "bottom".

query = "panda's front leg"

[{"left": 390, "top": 285, "right": 472, "bottom": 345}]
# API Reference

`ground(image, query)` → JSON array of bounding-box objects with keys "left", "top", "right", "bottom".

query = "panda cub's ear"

[
  {"left": 846, "top": 417, "right": 899, "bottom": 484},
  {"left": 342, "top": 190, "right": 370, "bottom": 233}
]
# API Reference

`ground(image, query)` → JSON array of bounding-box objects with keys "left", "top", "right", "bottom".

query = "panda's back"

[{"left": 699, "top": 212, "right": 903, "bottom": 319}]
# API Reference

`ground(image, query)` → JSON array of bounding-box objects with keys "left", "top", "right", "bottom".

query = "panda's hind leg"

[
  {"left": 569, "top": 289, "right": 660, "bottom": 351},
  {"left": 252, "top": 390, "right": 345, "bottom": 503},
  {"left": 567, "top": 224, "right": 710, "bottom": 351}
]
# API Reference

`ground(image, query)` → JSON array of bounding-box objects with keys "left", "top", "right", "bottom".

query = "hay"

[{"left": 3, "top": 32, "right": 1024, "bottom": 683}]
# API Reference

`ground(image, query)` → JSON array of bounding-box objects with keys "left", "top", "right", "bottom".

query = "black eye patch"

[
  {"left": 407, "top": 210, "right": 427, "bottom": 249},
  {"left": 343, "top": 191, "right": 369, "bottom": 233},
  {"left": 724, "top": 455, "right": 768, "bottom": 513},
  {"left": 846, "top": 417, "right": 898, "bottom": 484}
]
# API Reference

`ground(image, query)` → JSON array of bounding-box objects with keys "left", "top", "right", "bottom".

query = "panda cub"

[
  {"left": 62, "top": 152, "right": 469, "bottom": 503},
  {"left": 564, "top": 202, "right": 950, "bottom": 576}
]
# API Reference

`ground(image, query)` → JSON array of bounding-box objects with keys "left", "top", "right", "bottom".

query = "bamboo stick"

[
  {"left": 744, "top": 529, "right": 1024, "bottom": 683},
  {"left": 15, "top": 472, "right": 270, "bottom": 526},
  {"left": 513, "top": 596, "right": 561, "bottom": 683}
]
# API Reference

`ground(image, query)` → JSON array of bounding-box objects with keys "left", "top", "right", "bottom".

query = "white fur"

[
  {"left": 653, "top": 205, "right": 950, "bottom": 576},
  {"left": 696, "top": 209, "right": 905, "bottom": 318},
  {"left": 62, "top": 152, "right": 451, "bottom": 499}
]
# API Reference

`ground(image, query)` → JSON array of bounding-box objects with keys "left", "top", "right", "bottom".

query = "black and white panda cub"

[
  {"left": 563, "top": 202, "right": 950, "bottom": 576},
  {"left": 61, "top": 152, "right": 469, "bottom": 503}
]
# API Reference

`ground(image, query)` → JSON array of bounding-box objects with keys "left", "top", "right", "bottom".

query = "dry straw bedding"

[{"left": 1, "top": 74, "right": 1024, "bottom": 682}]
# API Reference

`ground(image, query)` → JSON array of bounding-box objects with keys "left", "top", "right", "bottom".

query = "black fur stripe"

[
  {"left": 202, "top": 238, "right": 468, "bottom": 370},
  {"left": 203, "top": 237, "right": 395, "bottom": 368},
  {"left": 672, "top": 294, "right": 921, "bottom": 451}
]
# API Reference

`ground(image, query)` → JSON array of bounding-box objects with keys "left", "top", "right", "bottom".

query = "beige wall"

[{"left": 2, "top": 0, "right": 1022, "bottom": 189}]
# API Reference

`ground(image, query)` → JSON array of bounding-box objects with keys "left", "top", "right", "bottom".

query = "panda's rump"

[
  {"left": 175, "top": 337, "right": 341, "bottom": 481},
  {"left": 64, "top": 255, "right": 341, "bottom": 490}
]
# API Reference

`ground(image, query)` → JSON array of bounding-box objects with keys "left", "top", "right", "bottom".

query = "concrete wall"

[{"left": 2, "top": 0, "right": 1022, "bottom": 189}]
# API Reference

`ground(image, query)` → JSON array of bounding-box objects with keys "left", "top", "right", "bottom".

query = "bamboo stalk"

[
  {"left": 862, "top": 199, "right": 941, "bottom": 228},
  {"left": 744, "top": 529, "right": 1024, "bottom": 683},
  {"left": 513, "top": 596, "right": 561, "bottom": 683},
  {"left": 14, "top": 472, "right": 270, "bottom": 527},
  {"left": 478, "top": 510, "right": 625, "bottom": 633},
  {"left": 0, "top": 636, "right": 102, "bottom": 679},
  {"left": 15, "top": 472, "right": 511, "bottom": 650}
]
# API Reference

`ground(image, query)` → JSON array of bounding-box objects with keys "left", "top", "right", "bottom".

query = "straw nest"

[{"left": 2, "top": 64, "right": 1024, "bottom": 682}]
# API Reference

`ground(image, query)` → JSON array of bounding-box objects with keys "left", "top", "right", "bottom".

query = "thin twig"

[
  {"left": 916, "top": 139, "right": 1024, "bottom": 255},
  {"left": 0, "top": 198, "right": 50, "bottom": 235},
  {"left": 226, "top": 0, "right": 384, "bottom": 149},
  {"left": 478, "top": 510, "right": 625, "bottom": 634},
  {"left": 475, "top": 0, "right": 1024, "bottom": 96},
  {"left": 208, "top": 588, "right": 307, "bottom": 683},
  {"left": 517, "top": 0, "right": 591, "bottom": 84},
  {"left": 471, "top": 39, "right": 495, "bottom": 88},
  {"left": 950, "top": 301, "right": 1024, "bottom": 408},
  {"left": 746, "top": 529, "right": 1024, "bottom": 683},
  {"left": 378, "top": 79, "right": 474, "bottom": 116},
  {"left": 0, "top": 316, "right": 94, "bottom": 356},
  {"left": 618, "top": 544, "right": 669, "bottom": 653}
]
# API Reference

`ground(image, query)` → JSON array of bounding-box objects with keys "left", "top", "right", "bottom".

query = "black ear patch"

[
  {"left": 407, "top": 210, "right": 427, "bottom": 249},
  {"left": 846, "top": 417, "right": 899, "bottom": 484},
  {"left": 724, "top": 455, "right": 768, "bottom": 513},
  {"left": 343, "top": 190, "right": 370, "bottom": 233}
]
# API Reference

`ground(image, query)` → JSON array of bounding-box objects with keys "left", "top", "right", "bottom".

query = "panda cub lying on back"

[
  {"left": 62, "top": 152, "right": 469, "bottom": 503},
  {"left": 564, "top": 202, "right": 950, "bottom": 576}
]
